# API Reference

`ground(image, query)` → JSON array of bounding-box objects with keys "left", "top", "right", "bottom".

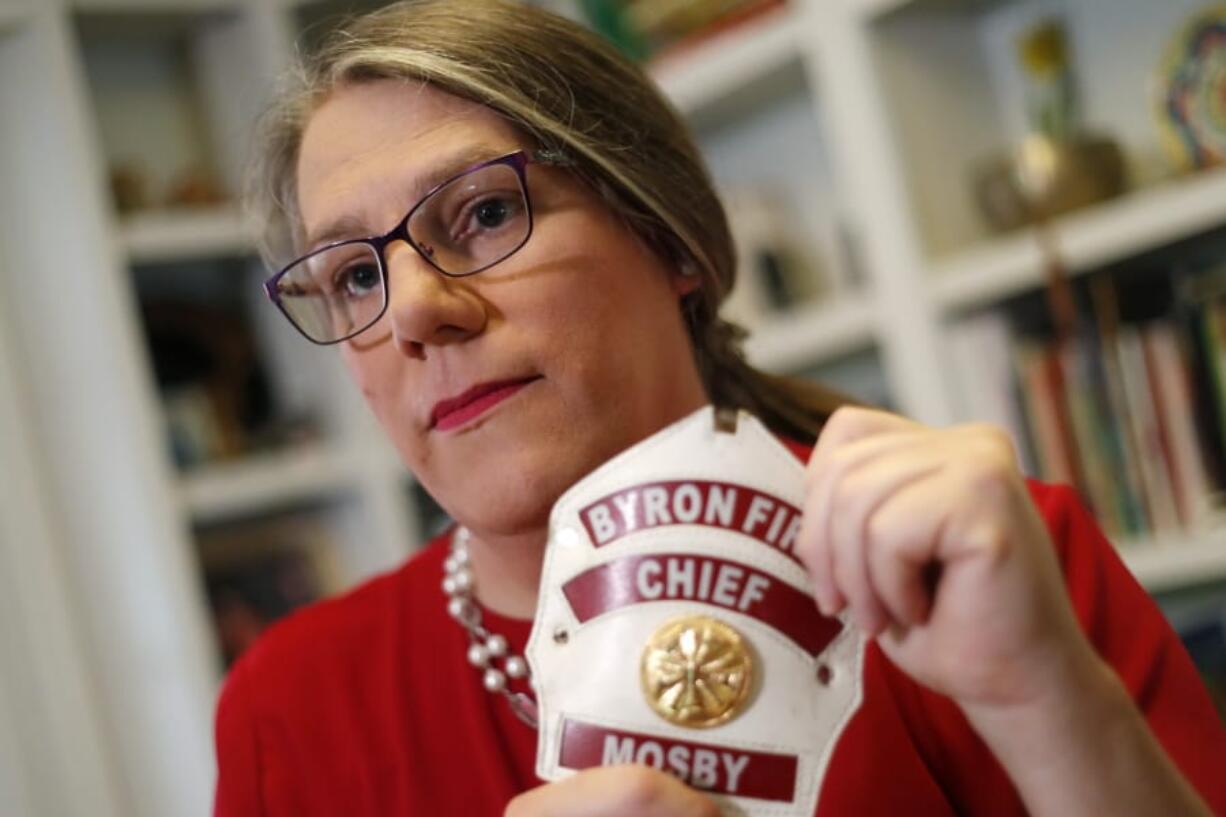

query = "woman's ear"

[{"left": 671, "top": 262, "right": 702, "bottom": 297}]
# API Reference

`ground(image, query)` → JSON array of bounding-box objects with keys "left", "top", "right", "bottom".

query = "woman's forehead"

[{"left": 296, "top": 80, "right": 525, "bottom": 243}]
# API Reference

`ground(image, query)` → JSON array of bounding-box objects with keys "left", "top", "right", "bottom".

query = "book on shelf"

[
  {"left": 200, "top": 510, "right": 347, "bottom": 666},
  {"left": 1117, "top": 326, "right": 1181, "bottom": 535},
  {"left": 1203, "top": 302, "right": 1226, "bottom": 472},
  {"left": 1175, "top": 273, "right": 1226, "bottom": 492},
  {"left": 944, "top": 311, "right": 1037, "bottom": 476},
  {"left": 209, "top": 549, "right": 320, "bottom": 667},
  {"left": 1059, "top": 336, "right": 1136, "bottom": 536},
  {"left": 1086, "top": 280, "right": 1150, "bottom": 538},
  {"left": 947, "top": 270, "right": 1226, "bottom": 543},
  {"left": 1146, "top": 323, "right": 1214, "bottom": 528},
  {"left": 1013, "top": 341, "right": 1079, "bottom": 488}
]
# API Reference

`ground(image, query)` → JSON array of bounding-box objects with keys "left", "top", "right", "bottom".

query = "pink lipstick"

[{"left": 430, "top": 377, "right": 539, "bottom": 431}]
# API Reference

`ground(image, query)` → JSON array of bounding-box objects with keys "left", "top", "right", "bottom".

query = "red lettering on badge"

[
  {"left": 578, "top": 481, "right": 804, "bottom": 567},
  {"left": 559, "top": 718, "right": 798, "bottom": 801},
  {"left": 562, "top": 553, "right": 842, "bottom": 658}
]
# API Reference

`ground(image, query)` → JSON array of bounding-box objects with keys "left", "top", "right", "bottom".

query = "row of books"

[
  {"left": 202, "top": 482, "right": 450, "bottom": 665},
  {"left": 200, "top": 509, "right": 347, "bottom": 665},
  {"left": 947, "top": 270, "right": 1226, "bottom": 542}
]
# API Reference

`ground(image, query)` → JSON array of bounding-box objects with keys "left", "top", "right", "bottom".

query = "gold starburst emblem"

[{"left": 640, "top": 615, "right": 754, "bottom": 728}]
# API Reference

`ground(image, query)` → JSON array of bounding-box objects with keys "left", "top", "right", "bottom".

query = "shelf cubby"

[
  {"left": 122, "top": 203, "right": 253, "bottom": 264},
  {"left": 181, "top": 440, "right": 357, "bottom": 522},
  {"left": 932, "top": 167, "right": 1226, "bottom": 314},
  {"left": 868, "top": 0, "right": 1217, "bottom": 264}
]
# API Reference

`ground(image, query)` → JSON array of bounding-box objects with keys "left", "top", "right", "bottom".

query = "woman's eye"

[
  {"left": 336, "top": 262, "right": 380, "bottom": 297},
  {"left": 455, "top": 194, "right": 521, "bottom": 238},
  {"left": 473, "top": 197, "right": 511, "bottom": 228}
]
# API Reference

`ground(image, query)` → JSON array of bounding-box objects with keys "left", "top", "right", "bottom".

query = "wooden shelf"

[
  {"left": 743, "top": 296, "right": 876, "bottom": 372},
  {"left": 1121, "top": 527, "right": 1226, "bottom": 593},
  {"left": 650, "top": 6, "right": 802, "bottom": 121},
  {"left": 180, "top": 442, "right": 356, "bottom": 522},
  {"left": 120, "top": 205, "right": 253, "bottom": 264},
  {"left": 931, "top": 167, "right": 1226, "bottom": 313}
]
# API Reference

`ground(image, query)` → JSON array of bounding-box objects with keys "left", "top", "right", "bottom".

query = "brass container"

[{"left": 973, "top": 134, "right": 1128, "bottom": 232}]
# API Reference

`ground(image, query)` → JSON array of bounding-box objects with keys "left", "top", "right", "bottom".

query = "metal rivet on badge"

[{"left": 641, "top": 615, "right": 753, "bottom": 728}]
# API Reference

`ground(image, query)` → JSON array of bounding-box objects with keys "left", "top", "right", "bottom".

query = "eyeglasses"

[{"left": 263, "top": 149, "right": 567, "bottom": 345}]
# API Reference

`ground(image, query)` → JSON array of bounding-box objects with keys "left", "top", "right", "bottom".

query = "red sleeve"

[
  {"left": 213, "top": 658, "right": 265, "bottom": 817},
  {"left": 1030, "top": 481, "right": 1226, "bottom": 814}
]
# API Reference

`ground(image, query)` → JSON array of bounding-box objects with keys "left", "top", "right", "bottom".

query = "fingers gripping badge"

[{"left": 526, "top": 406, "right": 865, "bottom": 817}]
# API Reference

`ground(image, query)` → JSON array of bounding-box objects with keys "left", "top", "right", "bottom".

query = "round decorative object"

[
  {"left": 640, "top": 615, "right": 754, "bottom": 728},
  {"left": 1157, "top": 5, "right": 1226, "bottom": 170}
]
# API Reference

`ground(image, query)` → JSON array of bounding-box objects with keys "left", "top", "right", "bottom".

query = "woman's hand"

[
  {"left": 796, "top": 406, "right": 1217, "bottom": 817},
  {"left": 505, "top": 766, "right": 721, "bottom": 817},
  {"left": 796, "top": 406, "right": 1096, "bottom": 712}
]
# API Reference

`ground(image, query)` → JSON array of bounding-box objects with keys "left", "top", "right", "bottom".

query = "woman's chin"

[{"left": 444, "top": 451, "right": 593, "bottom": 536}]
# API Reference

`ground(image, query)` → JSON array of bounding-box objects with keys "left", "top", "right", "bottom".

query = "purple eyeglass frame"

[{"left": 262, "top": 148, "right": 569, "bottom": 345}]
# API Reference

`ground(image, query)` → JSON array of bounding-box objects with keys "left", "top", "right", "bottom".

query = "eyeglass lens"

[{"left": 273, "top": 160, "right": 531, "bottom": 343}]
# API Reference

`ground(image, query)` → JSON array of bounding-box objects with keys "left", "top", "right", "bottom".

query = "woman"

[{"left": 215, "top": 1, "right": 1226, "bottom": 815}]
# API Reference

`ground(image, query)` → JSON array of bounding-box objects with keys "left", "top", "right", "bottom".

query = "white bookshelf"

[
  {"left": 932, "top": 167, "right": 1226, "bottom": 313},
  {"left": 121, "top": 205, "right": 253, "bottom": 264},
  {"left": 1123, "top": 530, "right": 1226, "bottom": 593},
  {"left": 744, "top": 295, "right": 876, "bottom": 372},
  {"left": 180, "top": 440, "right": 356, "bottom": 522},
  {"left": 650, "top": 5, "right": 800, "bottom": 120}
]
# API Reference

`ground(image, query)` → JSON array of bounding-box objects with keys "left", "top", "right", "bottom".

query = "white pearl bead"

[
  {"left": 486, "top": 634, "right": 507, "bottom": 657},
  {"left": 441, "top": 576, "right": 457, "bottom": 595},
  {"left": 453, "top": 547, "right": 469, "bottom": 564},
  {"left": 483, "top": 668, "right": 506, "bottom": 692},
  {"left": 443, "top": 555, "right": 458, "bottom": 574},
  {"left": 452, "top": 569, "right": 473, "bottom": 592},
  {"left": 467, "top": 643, "right": 489, "bottom": 667},
  {"left": 447, "top": 598, "right": 469, "bottom": 620},
  {"left": 505, "top": 656, "right": 528, "bottom": 679}
]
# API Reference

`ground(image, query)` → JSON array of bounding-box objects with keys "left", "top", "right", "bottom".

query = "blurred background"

[{"left": 2, "top": 0, "right": 1226, "bottom": 814}]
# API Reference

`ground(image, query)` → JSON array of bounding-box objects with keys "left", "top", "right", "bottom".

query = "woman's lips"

[{"left": 430, "top": 377, "right": 540, "bottom": 431}]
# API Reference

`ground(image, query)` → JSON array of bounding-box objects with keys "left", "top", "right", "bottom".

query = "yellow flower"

[{"left": 1019, "top": 19, "right": 1068, "bottom": 78}]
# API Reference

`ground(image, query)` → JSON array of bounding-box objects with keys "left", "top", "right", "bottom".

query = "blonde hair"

[{"left": 250, "top": 0, "right": 850, "bottom": 443}]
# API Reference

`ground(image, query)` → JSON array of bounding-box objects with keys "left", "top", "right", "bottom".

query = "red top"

[{"left": 213, "top": 480, "right": 1226, "bottom": 816}]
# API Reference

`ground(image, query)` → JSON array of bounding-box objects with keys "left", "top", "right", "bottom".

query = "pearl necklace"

[{"left": 443, "top": 527, "right": 539, "bottom": 727}]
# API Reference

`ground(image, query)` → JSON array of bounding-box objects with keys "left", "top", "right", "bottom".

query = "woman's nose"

[{"left": 383, "top": 241, "right": 487, "bottom": 357}]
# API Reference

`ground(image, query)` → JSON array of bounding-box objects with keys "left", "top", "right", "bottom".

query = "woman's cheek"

[{"left": 343, "top": 345, "right": 390, "bottom": 400}]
